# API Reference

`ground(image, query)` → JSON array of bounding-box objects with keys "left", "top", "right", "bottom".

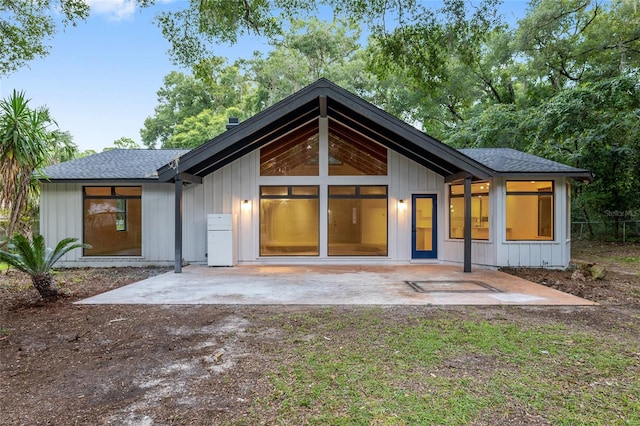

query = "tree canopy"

[
  {"left": 0, "top": 0, "right": 90, "bottom": 76},
  {"left": 141, "top": 18, "right": 373, "bottom": 149}
]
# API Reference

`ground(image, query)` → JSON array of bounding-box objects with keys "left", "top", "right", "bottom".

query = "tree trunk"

[
  {"left": 31, "top": 272, "right": 59, "bottom": 298},
  {"left": 6, "top": 172, "right": 32, "bottom": 239},
  {"left": 581, "top": 206, "right": 594, "bottom": 238}
]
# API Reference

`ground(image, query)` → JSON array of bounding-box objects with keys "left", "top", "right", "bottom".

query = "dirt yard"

[{"left": 1, "top": 240, "right": 639, "bottom": 425}]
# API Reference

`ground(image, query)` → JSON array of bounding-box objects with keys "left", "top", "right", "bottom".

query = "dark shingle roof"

[
  {"left": 40, "top": 146, "right": 592, "bottom": 182},
  {"left": 39, "top": 149, "right": 190, "bottom": 181},
  {"left": 459, "top": 148, "right": 591, "bottom": 177}
]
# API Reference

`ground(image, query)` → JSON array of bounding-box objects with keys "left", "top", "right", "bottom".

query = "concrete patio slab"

[{"left": 77, "top": 265, "right": 596, "bottom": 306}]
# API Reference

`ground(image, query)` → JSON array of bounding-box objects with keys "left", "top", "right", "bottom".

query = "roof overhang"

[
  {"left": 37, "top": 178, "right": 164, "bottom": 184},
  {"left": 493, "top": 171, "right": 594, "bottom": 181}
]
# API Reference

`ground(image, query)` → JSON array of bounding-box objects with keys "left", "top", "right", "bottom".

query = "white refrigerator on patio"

[{"left": 207, "top": 214, "right": 238, "bottom": 266}]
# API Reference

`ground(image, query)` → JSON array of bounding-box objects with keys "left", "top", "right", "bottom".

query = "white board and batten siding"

[
  {"left": 391, "top": 153, "right": 444, "bottom": 262},
  {"left": 39, "top": 182, "right": 82, "bottom": 262},
  {"left": 181, "top": 151, "right": 258, "bottom": 263},
  {"left": 442, "top": 240, "right": 497, "bottom": 267},
  {"left": 39, "top": 181, "right": 176, "bottom": 267}
]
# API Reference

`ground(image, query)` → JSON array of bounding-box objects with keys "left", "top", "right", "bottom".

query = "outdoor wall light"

[
  {"left": 398, "top": 199, "right": 407, "bottom": 210},
  {"left": 241, "top": 199, "right": 251, "bottom": 210}
]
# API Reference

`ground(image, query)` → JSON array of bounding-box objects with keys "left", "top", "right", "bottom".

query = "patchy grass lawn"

[{"left": 246, "top": 310, "right": 639, "bottom": 425}]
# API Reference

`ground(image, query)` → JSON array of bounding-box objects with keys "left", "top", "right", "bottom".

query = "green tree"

[
  {"left": 0, "top": 90, "right": 59, "bottom": 240},
  {"left": 0, "top": 234, "right": 88, "bottom": 298},
  {"left": 76, "top": 149, "right": 97, "bottom": 158},
  {"left": 0, "top": 0, "right": 90, "bottom": 75},
  {"left": 515, "top": 0, "right": 640, "bottom": 89},
  {"left": 524, "top": 77, "right": 640, "bottom": 235},
  {"left": 159, "top": 0, "right": 491, "bottom": 71},
  {"left": 166, "top": 107, "right": 246, "bottom": 148},
  {"left": 104, "top": 136, "right": 141, "bottom": 151},
  {"left": 143, "top": 18, "right": 376, "bottom": 149},
  {"left": 49, "top": 131, "right": 79, "bottom": 163},
  {"left": 446, "top": 104, "right": 527, "bottom": 151},
  {"left": 515, "top": 0, "right": 601, "bottom": 92},
  {"left": 141, "top": 70, "right": 238, "bottom": 148},
  {"left": 246, "top": 18, "right": 371, "bottom": 111},
  {"left": 365, "top": 0, "right": 505, "bottom": 136}
]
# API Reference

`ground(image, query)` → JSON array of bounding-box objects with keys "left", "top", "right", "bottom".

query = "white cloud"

[{"left": 85, "top": 0, "right": 137, "bottom": 21}]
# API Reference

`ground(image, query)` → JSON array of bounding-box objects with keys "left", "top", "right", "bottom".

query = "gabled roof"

[
  {"left": 39, "top": 80, "right": 591, "bottom": 184},
  {"left": 157, "top": 78, "right": 494, "bottom": 182},
  {"left": 459, "top": 148, "right": 592, "bottom": 179},
  {"left": 39, "top": 149, "right": 189, "bottom": 182}
]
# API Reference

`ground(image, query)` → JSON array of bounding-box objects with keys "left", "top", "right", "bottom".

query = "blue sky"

[{"left": 1, "top": 1, "right": 529, "bottom": 153}]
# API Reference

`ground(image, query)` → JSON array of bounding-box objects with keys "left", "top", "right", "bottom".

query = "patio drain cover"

[{"left": 406, "top": 280, "right": 503, "bottom": 293}]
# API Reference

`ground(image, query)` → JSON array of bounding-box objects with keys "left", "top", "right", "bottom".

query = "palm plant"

[
  {"left": 0, "top": 90, "right": 57, "bottom": 242},
  {"left": 0, "top": 234, "right": 89, "bottom": 298}
]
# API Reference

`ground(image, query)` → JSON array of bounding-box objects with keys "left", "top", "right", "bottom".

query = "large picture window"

[
  {"left": 83, "top": 186, "right": 142, "bottom": 256},
  {"left": 506, "top": 181, "right": 554, "bottom": 241},
  {"left": 328, "top": 186, "right": 388, "bottom": 256},
  {"left": 260, "top": 186, "right": 319, "bottom": 255},
  {"left": 449, "top": 182, "right": 490, "bottom": 240}
]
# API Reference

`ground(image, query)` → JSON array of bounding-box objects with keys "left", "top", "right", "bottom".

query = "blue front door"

[{"left": 412, "top": 194, "right": 437, "bottom": 259}]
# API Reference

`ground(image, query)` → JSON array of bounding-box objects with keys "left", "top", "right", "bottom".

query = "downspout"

[
  {"left": 174, "top": 174, "right": 183, "bottom": 273},
  {"left": 464, "top": 175, "right": 472, "bottom": 273}
]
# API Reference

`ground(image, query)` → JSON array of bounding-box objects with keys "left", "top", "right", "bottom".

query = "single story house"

[{"left": 39, "top": 79, "right": 591, "bottom": 272}]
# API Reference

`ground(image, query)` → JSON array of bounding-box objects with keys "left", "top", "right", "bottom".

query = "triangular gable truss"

[{"left": 157, "top": 79, "right": 493, "bottom": 182}]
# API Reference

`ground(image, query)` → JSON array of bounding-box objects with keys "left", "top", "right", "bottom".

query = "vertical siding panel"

[
  {"left": 182, "top": 183, "right": 206, "bottom": 262},
  {"left": 181, "top": 185, "right": 192, "bottom": 260},
  {"left": 40, "top": 184, "right": 55, "bottom": 256},
  {"left": 391, "top": 152, "right": 400, "bottom": 260},
  {"left": 204, "top": 174, "right": 214, "bottom": 214},
  {"left": 223, "top": 168, "right": 233, "bottom": 213},
  {"left": 473, "top": 243, "right": 484, "bottom": 265},
  {"left": 143, "top": 183, "right": 174, "bottom": 262},
  {"left": 249, "top": 151, "right": 259, "bottom": 260},
  {"left": 519, "top": 244, "right": 529, "bottom": 266},
  {"left": 65, "top": 183, "right": 81, "bottom": 261},
  {"left": 195, "top": 183, "right": 207, "bottom": 262},
  {"left": 529, "top": 244, "right": 541, "bottom": 267},
  {"left": 421, "top": 168, "right": 431, "bottom": 192},
  {"left": 65, "top": 183, "right": 80, "bottom": 260},
  {"left": 40, "top": 183, "right": 82, "bottom": 262},
  {"left": 424, "top": 169, "right": 432, "bottom": 191},
  {"left": 147, "top": 184, "right": 162, "bottom": 262},
  {"left": 142, "top": 183, "right": 152, "bottom": 261},
  {"left": 237, "top": 153, "right": 256, "bottom": 261},
  {"left": 507, "top": 245, "right": 518, "bottom": 267},
  {"left": 410, "top": 158, "right": 424, "bottom": 191},
  {"left": 550, "top": 244, "right": 562, "bottom": 268},
  {"left": 214, "top": 170, "right": 224, "bottom": 212},
  {"left": 420, "top": 168, "right": 427, "bottom": 191}
]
